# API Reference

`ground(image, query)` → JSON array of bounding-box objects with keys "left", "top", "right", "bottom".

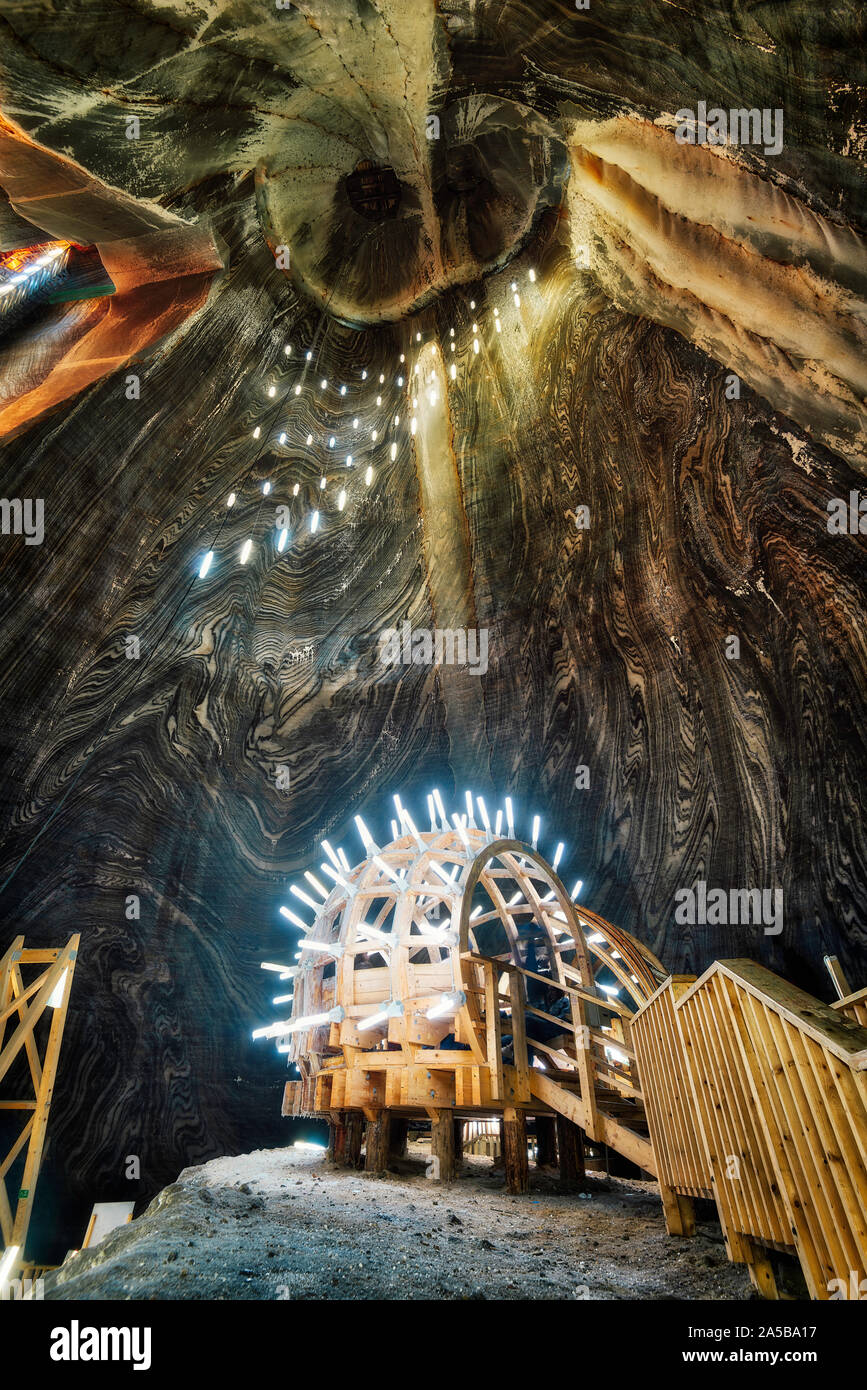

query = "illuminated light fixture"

[
  {"left": 376, "top": 395, "right": 382, "bottom": 406},
  {"left": 449, "top": 328, "right": 455, "bottom": 337},
  {"left": 340, "top": 385, "right": 347, "bottom": 396},
  {"left": 470, "top": 905, "right": 483, "bottom": 921},
  {"left": 354, "top": 815, "right": 377, "bottom": 853},
  {"left": 0, "top": 1246, "right": 20, "bottom": 1288},
  {"left": 513, "top": 293, "right": 521, "bottom": 308},
  {"left": 412, "top": 396, "right": 418, "bottom": 407},
  {"left": 464, "top": 791, "right": 476, "bottom": 828},
  {"left": 449, "top": 363, "right": 456, "bottom": 380},
  {"left": 394, "top": 415, "right": 400, "bottom": 427},
  {"left": 361, "top": 369, "right": 367, "bottom": 379},
  {"left": 277, "top": 528, "right": 288, "bottom": 552},
  {"left": 320, "top": 378, "right": 327, "bottom": 389},
  {"left": 306, "top": 350, "right": 313, "bottom": 360},
  {"left": 262, "top": 480, "right": 272, "bottom": 495},
  {"left": 304, "top": 870, "right": 330, "bottom": 900},
  {"left": 272, "top": 992, "right": 294, "bottom": 1005},
  {"left": 379, "top": 373, "right": 385, "bottom": 384},
  {"left": 450, "top": 342, "right": 455, "bottom": 351},
  {"left": 260, "top": 962, "right": 298, "bottom": 976},
  {"left": 345, "top": 455, "right": 353, "bottom": 467},
  {"left": 416, "top": 332, "right": 421, "bottom": 342},
  {"left": 329, "top": 436, "right": 336, "bottom": 448},
  {"left": 390, "top": 817, "right": 400, "bottom": 839},
  {"left": 493, "top": 307, "right": 499, "bottom": 316},
  {"left": 253, "top": 426, "right": 261, "bottom": 439},
  {"left": 279, "top": 905, "right": 309, "bottom": 931},
  {"left": 507, "top": 891, "right": 522, "bottom": 906},
  {"left": 268, "top": 385, "right": 276, "bottom": 397},
  {"left": 510, "top": 281, "right": 517, "bottom": 291},
  {"left": 338, "top": 489, "right": 346, "bottom": 511},
  {"left": 240, "top": 539, "right": 252, "bottom": 564},
  {"left": 252, "top": 1005, "right": 344, "bottom": 1039},
  {"left": 397, "top": 375, "right": 404, "bottom": 386},
  {"left": 531, "top": 815, "right": 540, "bottom": 849},
  {"left": 321, "top": 862, "right": 352, "bottom": 893},
  {"left": 473, "top": 339, "right": 480, "bottom": 354},
  {"left": 432, "top": 788, "right": 447, "bottom": 829},
  {"left": 494, "top": 809, "right": 503, "bottom": 836},
  {"left": 357, "top": 1000, "right": 403, "bottom": 1032},
  {"left": 294, "top": 384, "right": 301, "bottom": 395},
  {"left": 571, "top": 879, "right": 583, "bottom": 900},
  {"left": 390, "top": 443, "right": 397, "bottom": 460},
  {"left": 469, "top": 300, "right": 476, "bottom": 309},
  {"left": 411, "top": 418, "right": 417, "bottom": 435},
  {"left": 284, "top": 344, "right": 292, "bottom": 355},
  {"left": 227, "top": 493, "right": 236, "bottom": 507},
  {"left": 198, "top": 551, "right": 214, "bottom": 579},
  {"left": 299, "top": 939, "right": 343, "bottom": 958},
  {"left": 278, "top": 433, "right": 286, "bottom": 445},
  {"left": 599, "top": 984, "right": 621, "bottom": 997},
  {"left": 337, "top": 847, "right": 351, "bottom": 873},
  {"left": 306, "top": 433, "right": 313, "bottom": 446},
  {"left": 365, "top": 466, "right": 373, "bottom": 485},
  {"left": 476, "top": 796, "right": 492, "bottom": 835},
  {"left": 426, "top": 990, "right": 465, "bottom": 1021},
  {"left": 356, "top": 921, "right": 394, "bottom": 947},
  {"left": 472, "top": 323, "right": 478, "bottom": 334},
  {"left": 529, "top": 268, "right": 536, "bottom": 282},
  {"left": 291, "top": 884, "right": 321, "bottom": 913},
  {"left": 48, "top": 969, "right": 68, "bottom": 1009},
  {"left": 505, "top": 797, "right": 515, "bottom": 838},
  {"left": 451, "top": 813, "right": 471, "bottom": 852},
  {"left": 311, "top": 511, "right": 320, "bottom": 533},
  {"left": 611, "top": 950, "right": 622, "bottom": 960},
  {"left": 373, "top": 854, "right": 405, "bottom": 889},
  {"left": 495, "top": 320, "right": 501, "bottom": 333},
  {"left": 586, "top": 932, "right": 604, "bottom": 944},
  {"left": 371, "top": 430, "right": 378, "bottom": 442},
  {"left": 430, "top": 859, "right": 458, "bottom": 888},
  {"left": 320, "top": 477, "right": 326, "bottom": 489},
  {"left": 552, "top": 842, "right": 564, "bottom": 871},
  {"left": 321, "top": 839, "right": 341, "bottom": 870},
  {"left": 293, "top": 483, "right": 300, "bottom": 496}
]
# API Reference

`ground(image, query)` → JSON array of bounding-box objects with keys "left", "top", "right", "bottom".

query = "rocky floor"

[{"left": 43, "top": 1144, "right": 755, "bottom": 1301}]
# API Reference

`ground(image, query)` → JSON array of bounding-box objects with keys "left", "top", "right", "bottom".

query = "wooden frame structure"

[
  {"left": 266, "top": 818, "right": 867, "bottom": 1299},
  {"left": 0, "top": 933, "right": 79, "bottom": 1285},
  {"left": 275, "top": 824, "right": 666, "bottom": 1187}
]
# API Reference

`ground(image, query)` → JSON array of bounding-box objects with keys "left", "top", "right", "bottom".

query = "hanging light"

[
  {"left": 240, "top": 539, "right": 252, "bottom": 564},
  {"left": 277, "top": 528, "right": 288, "bottom": 552},
  {"left": 198, "top": 551, "right": 214, "bottom": 579},
  {"left": 425, "top": 990, "right": 465, "bottom": 1021},
  {"left": 227, "top": 493, "right": 236, "bottom": 507}
]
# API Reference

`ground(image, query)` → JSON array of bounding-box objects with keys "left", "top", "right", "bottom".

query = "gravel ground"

[{"left": 43, "top": 1144, "right": 755, "bottom": 1301}]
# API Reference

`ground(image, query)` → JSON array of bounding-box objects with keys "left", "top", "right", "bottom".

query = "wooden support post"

[
  {"left": 327, "top": 1118, "right": 343, "bottom": 1163},
  {"left": 389, "top": 1117, "right": 409, "bottom": 1158},
  {"left": 745, "top": 1240, "right": 780, "bottom": 1300},
  {"left": 556, "top": 1113, "right": 585, "bottom": 1190},
  {"left": 502, "top": 1106, "right": 529, "bottom": 1194},
  {"left": 453, "top": 1118, "right": 464, "bottom": 1168},
  {"left": 364, "top": 1111, "right": 391, "bottom": 1172},
  {"left": 660, "top": 1185, "right": 696, "bottom": 1237},
  {"left": 344, "top": 1111, "right": 364, "bottom": 1168},
  {"left": 431, "top": 1109, "right": 456, "bottom": 1183},
  {"left": 535, "top": 1116, "right": 558, "bottom": 1169}
]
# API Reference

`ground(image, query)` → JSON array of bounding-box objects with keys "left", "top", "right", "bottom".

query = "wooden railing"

[{"left": 631, "top": 959, "right": 867, "bottom": 1298}]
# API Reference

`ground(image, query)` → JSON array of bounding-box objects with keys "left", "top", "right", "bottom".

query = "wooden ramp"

[{"left": 631, "top": 961, "right": 867, "bottom": 1299}]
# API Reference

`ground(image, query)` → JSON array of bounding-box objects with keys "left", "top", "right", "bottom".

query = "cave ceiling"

[{"left": 0, "top": 0, "right": 864, "bottom": 1211}]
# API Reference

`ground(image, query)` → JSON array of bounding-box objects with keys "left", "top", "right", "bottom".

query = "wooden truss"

[{"left": 0, "top": 933, "right": 79, "bottom": 1280}]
